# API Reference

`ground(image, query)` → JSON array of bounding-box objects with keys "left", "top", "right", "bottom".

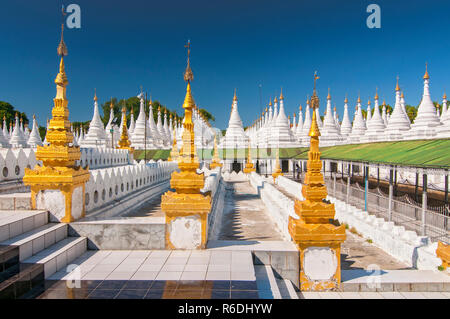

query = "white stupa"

[
  {"left": 128, "top": 108, "right": 136, "bottom": 135},
  {"left": 348, "top": 96, "right": 367, "bottom": 143},
  {"left": 156, "top": 106, "right": 169, "bottom": 147},
  {"left": 437, "top": 93, "right": 450, "bottom": 138},
  {"left": 269, "top": 90, "right": 299, "bottom": 148},
  {"left": 27, "top": 115, "right": 43, "bottom": 148},
  {"left": 408, "top": 65, "right": 442, "bottom": 138},
  {"left": 320, "top": 89, "right": 342, "bottom": 146},
  {"left": 81, "top": 91, "right": 107, "bottom": 147},
  {"left": 295, "top": 105, "right": 304, "bottom": 142},
  {"left": 9, "top": 113, "right": 28, "bottom": 148},
  {"left": 340, "top": 96, "right": 353, "bottom": 137},
  {"left": 2, "top": 116, "right": 9, "bottom": 141},
  {"left": 148, "top": 100, "right": 162, "bottom": 148},
  {"left": 362, "top": 91, "right": 386, "bottom": 142},
  {"left": 130, "top": 93, "right": 154, "bottom": 149},
  {"left": 105, "top": 100, "right": 119, "bottom": 147},
  {"left": 221, "top": 90, "right": 248, "bottom": 149},
  {"left": 385, "top": 78, "right": 410, "bottom": 140},
  {"left": 301, "top": 99, "right": 312, "bottom": 144}
]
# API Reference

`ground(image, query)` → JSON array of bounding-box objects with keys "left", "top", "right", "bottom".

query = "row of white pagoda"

[
  {"left": 0, "top": 113, "right": 43, "bottom": 148},
  {"left": 235, "top": 67, "right": 450, "bottom": 149}
]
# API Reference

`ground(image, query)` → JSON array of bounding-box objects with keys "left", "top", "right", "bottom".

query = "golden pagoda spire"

[
  {"left": 269, "top": 98, "right": 272, "bottom": 106},
  {"left": 23, "top": 14, "right": 90, "bottom": 223},
  {"left": 288, "top": 72, "right": 346, "bottom": 291},
  {"left": 93, "top": 88, "right": 98, "bottom": 102},
  {"left": 161, "top": 40, "right": 211, "bottom": 249},
  {"left": 117, "top": 104, "right": 133, "bottom": 153},
  {"left": 210, "top": 134, "right": 222, "bottom": 169},
  {"left": 243, "top": 138, "right": 255, "bottom": 174},
  {"left": 424, "top": 62, "right": 430, "bottom": 80},
  {"left": 374, "top": 87, "right": 379, "bottom": 100},
  {"left": 327, "top": 87, "right": 331, "bottom": 100},
  {"left": 280, "top": 87, "right": 284, "bottom": 100},
  {"left": 395, "top": 76, "right": 400, "bottom": 91},
  {"left": 444, "top": 92, "right": 447, "bottom": 100},
  {"left": 233, "top": 88, "right": 237, "bottom": 102},
  {"left": 183, "top": 39, "right": 194, "bottom": 82},
  {"left": 274, "top": 96, "right": 278, "bottom": 103}
]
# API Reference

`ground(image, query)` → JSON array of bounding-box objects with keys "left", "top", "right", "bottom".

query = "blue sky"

[{"left": 1, "top": 0, "right": 450, "bottom": 129}]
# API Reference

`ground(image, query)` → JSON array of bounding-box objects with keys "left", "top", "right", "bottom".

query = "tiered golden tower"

[
  {"left": 288, "top": 72, "right": 346, "bottom": 291},
  {"left": 117, "top": 105, "right": 134, "bottom": 154},
  {"left": 23, "top": 23, "right": 90, "bottom": 223},
  {"left": 271, "top": 148, "right": 283, "bottom": 181},
  {"left": 243, "top": 139, "right": 255, "bottom": 174},
  {"left": 161, "top": 41, "right": 212, "bottom": 249},
  {"left": 209, "top": 134, "right": 222, "bottom": 169}
]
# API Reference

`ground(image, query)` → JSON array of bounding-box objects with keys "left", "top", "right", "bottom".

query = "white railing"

[
  {"left": 0, "top": 148, "right": 39, "bottom": 182},
  {"left": 84, "top": 160, "right": 178, "bottom": 213},
  {"left": 80, "top": 148, "right": 131, "bottom": 169}
]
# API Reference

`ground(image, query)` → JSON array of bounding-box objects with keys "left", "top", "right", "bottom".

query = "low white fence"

[
  {"left": 203, "top": 167, "right": 225, "bottom": 240},
  {"left": 85, "top": 160, "right": 177, "bottom": 213},
  {"left": 330, "top": 196, "right": 442, "bottom": 270},
  {"left": 80, "top": 148, "right": 131, "bottom": 169},
  {"left": 0, "top": 148, "right": 39, "bottom": 182}
]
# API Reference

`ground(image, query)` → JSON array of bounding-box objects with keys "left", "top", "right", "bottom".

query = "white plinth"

[
  {"left": 303, "top": 247, "right": 338, "bottom": 281},
  {"left": 169, "top": 215, "right": 202, "bottom": 249}
]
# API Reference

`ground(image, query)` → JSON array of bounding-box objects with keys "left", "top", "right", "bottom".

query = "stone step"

[
  {"left": 0, "top": 245, "right": 20, "bottom": 283},
  {"left": 255, "top": 265, "right": 281, "bottom": 299},
  {"left": 0, "top": 263, "right": 44, "bottom": 299},
  {"left": 275, "top": 278, "right": 299, "bottom": 299},
  {"left": 0, "top": 192, "right": 32, "bottom": 210},
  {"left": 341, "top": 269, "right": 450, "bottom": 292},
  {"left": 23, "top": 237, "right": 87, "bottom": 279},
  {"left": 0, "top": 210, "right": 48, "bottom": 242},
  {"left": 1, "top": 223, "right": 67, "bottom": 261},
  {"left": 0, "top": 180, "right": 30, "bottom": 195}
]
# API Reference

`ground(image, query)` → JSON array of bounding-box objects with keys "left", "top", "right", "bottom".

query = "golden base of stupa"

[{"left": 436, "top": 241, "right": 450, "bottom": 269}]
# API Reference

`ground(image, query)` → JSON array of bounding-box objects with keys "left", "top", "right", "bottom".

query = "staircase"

[{"left": 0, "top": 210, "right": 87, "bottom": 299}]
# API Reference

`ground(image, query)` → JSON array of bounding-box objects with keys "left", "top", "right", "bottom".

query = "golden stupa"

[
  {"left": 243, "top": 139, "right": 255, "bottom": 174},
  {"left": 161, "top": 41, "right": 211, "bottom": 249},
  {"left": 117, "top": 105, "right": 134, "bottom": 154},
  {"left": 23, "top": 22, "right": 90, "bottom": 223},
  {"left": 288, "top": 72, "right": 346, "bottom": 291},
  {"left": 209, "top": 134, "right": 222, "bottom": 169}
]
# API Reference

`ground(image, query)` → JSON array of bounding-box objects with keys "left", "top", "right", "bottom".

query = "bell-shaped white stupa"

[
  {"left": 340, "top": 96, "right": 353, "bottom": 138},
  {"left": 9, "top": 113, "right": 28, "bottom": 148},
  {"left": 81, "top": 91, "right": 107, "bottom": 147},
  {"left": 220, "top": 90, "right": 248, "bottom": 150},
  {"left": 348, "top": 96, "right": 367, "bottom": 143},
  {"left": 408, "top": 65, "right": 442, "bottom": 139},
  {"left": 362, "top": 90, "right": 386, "bottom": 142},
  {"left": 269, "top": 90, "right": 299, "bottom": 148},
  {"left": 320, "top": 89, "right": 343, "bottom": 146},
  {"left": 295, "top": 105, "right": 304, "bottom": 143},
  {"left": 130, "top": 93, "right": 154, "bottom": 149},
  {"left": 27, "top": 115, "right": 43, "bottom": 148},
  {"left": 385, "top": 78, "right": 411, "bottom": 140}
]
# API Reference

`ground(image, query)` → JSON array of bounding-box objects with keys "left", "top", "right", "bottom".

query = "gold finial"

[
  {"left": 131, "top": 107, "right": 134, "bottom": 114},
  {"left": 444, "top": 92, "right": 447, "bottom": 100},
  {"left": 344, "top": 94, "right": 348, "bottom": 103},
  {"left": 265, "top": 107, "right": 268, "bottom": 112},
  {"left": 357, "top": 92, "right": 361, "bottom": 104},
  {"left": 374, "top": 87, "right": 379, "bottom": 100},
  {"left": 57, "top": 7, "right": 68, "bottom": 57},
  {"left": 20, "top": 117, "right": 23, "bottom": 123},
  {"left": 183, "top": 39, "right": 194, "bottom": 82},
  {"left": 288, "top": 115, "right": 291, "bottom": 120},
  {"left": 233, "top": 88, "right": 237, "bottom": 101},
  {"left": 382, "top": 99, "right": 386, "bottom": 106},
  {"left": 327, "top": 87, "right": 331, "bottom": 100},
  {"left": 269, "top": 98, "right": 272, "bottom": 106},
  {"left": 309, "top": 72, "right": 321, "bottom": 137},
  {"left": 401, "top": 91, "right": 405, "bottom": 99},
  {"left": 274, "top": 96, "right": 278, "bottom": 103},
  {"left": 299, "top": 104, "right": 302, "bottom": 111},
  {"left": 368, "top": 99, "right": 371, "bottom": 105},
  {"left": 93, "top": 88, "right": 98, "bottom": 101},
  {"left": 121, "top": 106, "right": 126, "bottom": 113},
  {"left": 15, "top": 112, "right": 18, "bottom": 118},
  {"left": 280, "top": 87, "right": 284, "bottom": 100},
  {"left": 424, "top": 62, "right": 430, "bottom": 80},
  {"left": 334, "top": 106, "right": 336, "bottom": 112},
  {"left": 395, "top": 76, "right": 400, "bottom": 91},
  {"left": 110, "top": 97, "right": 113, "bottom": 109}
]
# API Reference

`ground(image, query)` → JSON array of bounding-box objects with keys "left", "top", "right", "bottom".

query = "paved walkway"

[{"left": 217, "top": 181, "right": 284, "bottom": 241}]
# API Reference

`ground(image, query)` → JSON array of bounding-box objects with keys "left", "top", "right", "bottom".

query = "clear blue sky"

[{"left": 1, "top": 0, "right": 450, "bottom": 129}]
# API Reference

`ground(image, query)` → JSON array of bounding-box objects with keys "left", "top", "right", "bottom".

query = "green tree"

[
  {"left": 38, "top": 126, "right": 47, "bottom": 141},
  {"left": 405, "top": 105, "right": 418, "bottom": 122},
  {"left": 198, "top": 108, "right": 215, "bottom": 123},
  {"left": 0, "top": 101, "right": 29, "bottom": 129}
]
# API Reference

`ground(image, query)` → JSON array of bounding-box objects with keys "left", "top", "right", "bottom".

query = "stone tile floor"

[
  {"left": 30, "top": 249, "right": 262, "bottom": 299},
  {"left": 35, "top": 279, "right": 260, "bottom": 299}
]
